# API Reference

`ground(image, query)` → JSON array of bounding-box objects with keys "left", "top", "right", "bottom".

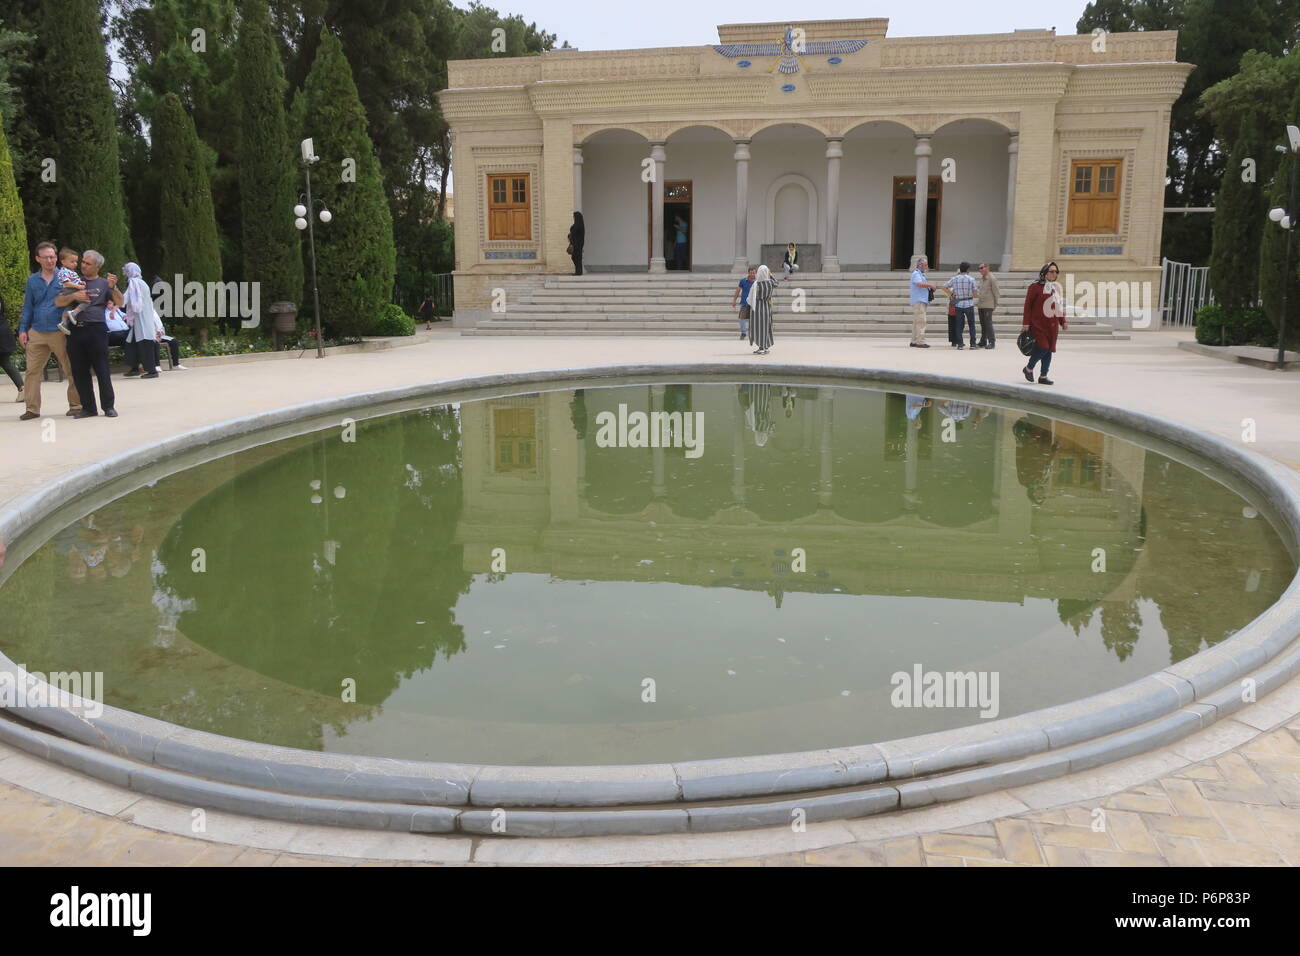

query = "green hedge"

[
  {"left": 371, "top": 304, "right": 415, "bottom": 337},
  {"left": 1194, "top": 304, "right": 1277, "bottom": 347}
]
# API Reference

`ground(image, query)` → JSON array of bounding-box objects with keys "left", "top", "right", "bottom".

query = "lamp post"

[
  {"left": 1267, "top": 124, "right": 1300, "bottom": 370},
  {"left": 295, "top": 138, "right": 332, "bottom": 359}
]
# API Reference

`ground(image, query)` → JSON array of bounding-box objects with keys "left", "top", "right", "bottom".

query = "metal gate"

[{"left": 1158, "top": 257, "right": 1213, "bottom": 328}]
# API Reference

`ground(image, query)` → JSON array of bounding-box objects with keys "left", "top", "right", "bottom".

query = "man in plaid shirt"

[{"left": 944, "top": 262, "right": 979, "bottom": 350}]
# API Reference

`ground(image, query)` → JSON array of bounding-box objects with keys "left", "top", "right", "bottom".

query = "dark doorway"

[
  {"left": 891, "top": 176, "right": 942, "bottom": 269},
  {"left": 649, "top": 181, "right": 693, "bottom": 270}
]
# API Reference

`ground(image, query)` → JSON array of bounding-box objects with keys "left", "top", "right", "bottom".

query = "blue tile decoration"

[
  {"left": 781, "top": 83, "right": 796, "bottom": 93},
  {"left": 827, "top": 56, "right": 842, "bottom": 65},
  {"left": 737, "top": 60, "right": 751, "bottom": 68},
  {"left": 485, "top": 250, "right": 537, "bottom": 260},
  {"left": 712, "top": 39, "right": 868, "bottom": 57},
  {"left": 1059, "top": 245, "right": 1123, "bottom": 256}
]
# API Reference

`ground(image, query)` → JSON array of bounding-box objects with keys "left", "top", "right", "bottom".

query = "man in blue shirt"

[
  {"left": 730, "top": 266, "right": 756, "bottom": 340},
  {"left": 18, "top": 242, "right": 82, "bottom": 420},
  {"left": 908, "top": 255, "right": 935, "bottom": 348}
]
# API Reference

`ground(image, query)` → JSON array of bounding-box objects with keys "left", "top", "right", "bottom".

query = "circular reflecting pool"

[{"left": 1, "top": 382, "right": 1293, "bottom": 765}]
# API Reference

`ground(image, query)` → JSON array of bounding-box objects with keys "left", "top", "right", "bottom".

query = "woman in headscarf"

[
  {"left": 1021, "top": 261, "right": 1067, "bottom": 385},
  {"left": 0, "top": 291, "right": 23, "bottom": 401},
  {"left": 568, "top": 212, "right": 585, "bottom": 276},
  {"left": 747, "top": 264, "right": 777, "bottom": 355},
  {"left": 122, "top": 262, "right": 162, "bottom": 379}
]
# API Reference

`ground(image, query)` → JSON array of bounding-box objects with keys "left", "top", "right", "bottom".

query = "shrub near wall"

[
  {"left": 372, "top": 304, "right": 415, "bottom": 337},
  {"left": 1194, "top": 304, "right": 1277, "bottom": 347}
]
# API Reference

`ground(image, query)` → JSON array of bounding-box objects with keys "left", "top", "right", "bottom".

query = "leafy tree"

[
  {"left": 1078, "top": 0, "right": 1300, "bottom": 264},
  {"left": 0, "top": 7, "right": 56, "bottom": 247},
  {"left": 1209, "top": 111, "right": 1272, "bottom": 309},
  {"left": 41, "top": 0, "right": 129, "bottom": 269},
  {"left": 154, "top": 92, "right": 222, "bottom": 341},
  {"left": 0, "top": 115, "right": 27, "bottom": 314},
  {"left": 1259, "top": 80, "right": 1300, "bottom": 343},
  {"left": 293, "top": 28, "right": 394, "bottom": 335},
  {"left": 113, "top": 0, "right": 242, "bottom": 278},
  {"left": 236, "top": 0, "right": 303, "bottom": 319}
]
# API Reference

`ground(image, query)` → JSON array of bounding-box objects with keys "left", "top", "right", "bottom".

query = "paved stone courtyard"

[{"left": 2, "top": 328, "right": 1298, "bottom": 865}]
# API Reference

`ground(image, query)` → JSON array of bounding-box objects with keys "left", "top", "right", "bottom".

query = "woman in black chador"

[{"left": 568, "top": 212, "right": 585, "bottom": 276}]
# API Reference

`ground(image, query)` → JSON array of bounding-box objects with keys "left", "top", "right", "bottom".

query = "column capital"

[
  {"left": 572, "top": 145, "right": 584, "bottom": 164},
  {"left": 825, "top": 137, "right": 844, "bottom": 159},
  {"left": 650, "top": 142, "right": 667, "bottom": 161},
  {"left": 1007, "top": 132, "right": 1020, "bottom": 155},
  {"left": 913, "top": 134, "right": 933, "bottom": 157},
  {"left": 733, "top": 140, "right": 751, "bottom": 161}
]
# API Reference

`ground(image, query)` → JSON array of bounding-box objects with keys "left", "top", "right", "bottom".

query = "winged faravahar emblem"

[{"left": 711, "top": 24, "right": 869, "bottom": 75}]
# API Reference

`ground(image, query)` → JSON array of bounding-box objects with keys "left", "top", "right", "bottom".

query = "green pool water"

[{"left": 1, "top": 382, "right": 1292, "bottom": 765}]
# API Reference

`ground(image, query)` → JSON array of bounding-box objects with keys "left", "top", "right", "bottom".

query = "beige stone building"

[{"left": 438, "top": 18, "right": 1191, "bottom": 326}]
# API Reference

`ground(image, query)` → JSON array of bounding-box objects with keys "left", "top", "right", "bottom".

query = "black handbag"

[
  {"left": 1017, "top": 329, "right": 1035, "bottom": 356},
  {"left": 927, "top": 288, "right": 935, "bottom": 303}
]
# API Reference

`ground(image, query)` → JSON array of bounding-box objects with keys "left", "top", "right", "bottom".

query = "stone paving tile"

[
  {"left": 881, "top": 837, "right": 924, "bottom": 867},
  {"left": 804, "top": 843, "right": 886, "bottom": 866},
  {"left": 993, "top": 820, "right": 1043, "bottom": 865}
]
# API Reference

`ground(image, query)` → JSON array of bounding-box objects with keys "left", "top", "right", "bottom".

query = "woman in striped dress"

[{"left": 747, "top": 264, "right": 776, "bottom": 354}]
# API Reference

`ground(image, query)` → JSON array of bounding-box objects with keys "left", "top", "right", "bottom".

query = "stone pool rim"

[{"left": 2, "top": 363, "right": 1298, "bottom": 837}]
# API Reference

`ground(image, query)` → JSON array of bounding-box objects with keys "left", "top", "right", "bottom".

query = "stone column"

[
  {"left": 572, "top": 145, "right": 583, "bottom": 214},
  {"left": 818, "top": 390, "right": 834, "bottom": 506},
  {"left": 913, "top": 133, "right": 932, "bottom": 262},
  {"left": 824, "top": 137, "right": 843, "bottom": 273},
  {"left": 649, "top": 142, "right": 667, "bottom": 274},
  {"left": 1001, "top": 133, "right": 1019, "bottom": 272},
  {"left": 651, "top": 384, "right": 666, "bottom": 498},
  {"left": 732, "top": 139, "right": 751, "bottom": 273},
  {"left": 732, "top": 414, "right": 746, "bottom": 507}
]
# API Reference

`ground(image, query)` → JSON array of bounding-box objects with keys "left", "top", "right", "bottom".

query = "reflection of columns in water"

[
  {"left": 818, "top": 390, "right": 834, "bottom": 506},
  {"left": 997, "top": 412, "right": 1033, "bottom": 539},
  {"left": 650, "top": 384, "right": 666, "bottom": 499},
  {"left": 903, "top": 402, "right": 920, "bottom": 511},
  {"left": 732, "top": 413, "right": 746, "bottom": 506}
]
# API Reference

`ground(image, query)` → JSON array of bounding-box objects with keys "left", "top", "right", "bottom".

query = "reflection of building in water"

[{"left": 457, "top": 386, "right": 1151, "bottom": 625}]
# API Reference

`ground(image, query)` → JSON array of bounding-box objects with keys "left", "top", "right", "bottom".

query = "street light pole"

[
  {"left": 303, "top": 161, "right": 325, "bottom": 359},
  {"left": 1279, "top": 151, "right": 1298, "bottom": 370}
]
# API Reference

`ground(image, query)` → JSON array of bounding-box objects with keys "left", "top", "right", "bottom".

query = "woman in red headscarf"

[{"left": 1021, "top": 262, "right": 1068, "bottom": 385}]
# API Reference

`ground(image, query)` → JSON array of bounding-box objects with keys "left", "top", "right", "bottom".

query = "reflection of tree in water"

[
  {"left": 1134, "top": 457, "right": 1293, "bottom": 664},
  {"left": 157, "top": 406, "right": 472, "bottom": 726}
]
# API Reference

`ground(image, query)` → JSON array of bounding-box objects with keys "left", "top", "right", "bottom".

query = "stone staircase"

[{"left": 462, "top": 272, "right": 1128, "bottom": 338}]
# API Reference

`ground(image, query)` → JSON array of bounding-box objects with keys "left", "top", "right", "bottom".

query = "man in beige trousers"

[
  {"left": 976, "top": 262, "right": 1000, "bottom": 349},
  {"left": 18, "top": 242, "right": 82, "bottom": 420}
]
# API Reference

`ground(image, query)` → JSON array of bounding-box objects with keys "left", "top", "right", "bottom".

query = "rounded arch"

[
  {"left": 748, "top": 118, "right": 834, "bottom": 140},
  {"left": 765, "top": 173, "right": 818, "bottom": 245},
  {"left": 841, "top": 118, "right": 919, "bottom": 138},
  {"left": 577, "top": 126, "right": 651, "bottom": 147},
  {"left": 932, "top": 116, "right": 1017, "bottom": 136},
  {"left": 664, "top": 122, "right": 738, "bottom": 143}
]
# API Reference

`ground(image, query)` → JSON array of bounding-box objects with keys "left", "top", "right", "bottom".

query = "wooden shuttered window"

[
  {"left": 1066, "top": 160, "right": 1122, "bottom": 234},
  {"left": 487, "top": 174, "right": 531, "bottom": 241}
]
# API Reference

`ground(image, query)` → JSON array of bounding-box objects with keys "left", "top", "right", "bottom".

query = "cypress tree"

[
  {"left": 42, "top": 0, "right": 128, "bottom": 269},
  {"left": 1209, "top": 110, "right": 1270, "bottom": 310},
  {"left": 154, "top": 92, "right": 222, "bottom": 341},
  {"left": 0, "top": 116, "right": 27, "bottom": 318},
  {"left": 1260, "top": 82, "right": 1300, "bottom": 344},
  {"left": 236, "top": 0, "right": 303, "bottom": 323},
  {"left": 295, "top": 28, "right": 395, "bottom": 336}
]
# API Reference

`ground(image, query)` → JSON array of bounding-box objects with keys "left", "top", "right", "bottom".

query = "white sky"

[{"left": 502, "top": 1, "right": 1102, "bottom": 50}]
